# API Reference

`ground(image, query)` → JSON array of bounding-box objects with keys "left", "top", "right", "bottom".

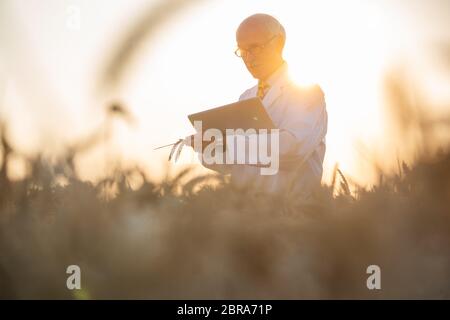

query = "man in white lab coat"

[{"left": 191, "top": 13, "right": 328, "bottom": 195}]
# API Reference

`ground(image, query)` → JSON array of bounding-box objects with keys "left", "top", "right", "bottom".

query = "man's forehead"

[{"left": 236, "top": 24, "right": 272, "bottom": 46}]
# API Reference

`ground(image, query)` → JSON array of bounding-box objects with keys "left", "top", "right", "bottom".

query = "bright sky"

[{"left": 1, "top": 0, "right": 449, "bottom": 187}]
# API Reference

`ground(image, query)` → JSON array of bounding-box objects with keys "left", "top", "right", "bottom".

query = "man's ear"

[{"left": 275, "top": 36, "right": 285, "bottom": 53}]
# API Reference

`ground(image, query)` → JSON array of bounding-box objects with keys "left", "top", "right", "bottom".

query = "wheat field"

[{"left": 0, "top": 124, "right": 449, "bottom": 298}]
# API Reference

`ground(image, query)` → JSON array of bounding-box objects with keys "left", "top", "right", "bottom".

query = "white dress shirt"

[{"left": 205, "top": 62, "right": 328, "bottom": 195}]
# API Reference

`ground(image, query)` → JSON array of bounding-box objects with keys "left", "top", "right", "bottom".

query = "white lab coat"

[{"left": 205, "top": 63, "right": 328, "bottom": 195}]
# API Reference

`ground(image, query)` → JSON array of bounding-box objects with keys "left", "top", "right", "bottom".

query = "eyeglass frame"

[{"left": 234, "top": 34, "right": 279, "bottom": 58}]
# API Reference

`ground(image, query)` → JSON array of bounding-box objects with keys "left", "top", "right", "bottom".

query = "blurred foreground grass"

[{"left": 0, "top": 124, "right": 449, "bottom": 299}]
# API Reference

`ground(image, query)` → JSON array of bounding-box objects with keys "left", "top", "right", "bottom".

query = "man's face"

[{"left": 236, "top": 23, "right": 283, "bottom": 80}]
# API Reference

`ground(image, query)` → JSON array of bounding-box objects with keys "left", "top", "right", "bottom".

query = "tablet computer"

[{"left": 187, "top": 97, "right": 276, "bottom": 133}]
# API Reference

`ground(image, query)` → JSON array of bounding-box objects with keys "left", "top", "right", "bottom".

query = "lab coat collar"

[
  {"left": 261, "top": 62, "right": 290, "bottom": 109},
  {"left": 265, "top": 61, "right": 288, "bottom": 87}
]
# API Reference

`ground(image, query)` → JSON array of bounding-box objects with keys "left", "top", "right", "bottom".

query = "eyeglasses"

[{"left": 234, "top": 35, "right": 278, "bottom": 58}]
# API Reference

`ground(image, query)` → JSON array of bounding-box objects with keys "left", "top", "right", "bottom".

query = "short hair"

[{"left": 238, "top": 13, "right": 286, "bottom": 47}]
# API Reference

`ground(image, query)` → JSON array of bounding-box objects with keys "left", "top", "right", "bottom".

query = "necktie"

[{"left": 257, "top": 80, "right": 270, "bottom": 100}]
